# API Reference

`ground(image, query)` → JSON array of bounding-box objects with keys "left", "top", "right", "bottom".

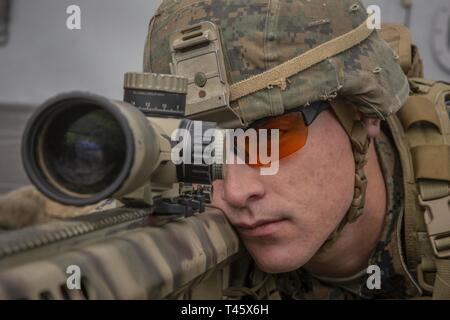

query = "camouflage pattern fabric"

[
  {"left": 0, "top": 186, "right": 120, "bottom": 230},
  {"left": 273, "top": 126, "right": 422, "bottom": 299},
  {"left": 145, "top": 0, "right": 409, "bottom": 127},
  {"left": 0, "top": 207, "right": 240, "bottom": 299}
]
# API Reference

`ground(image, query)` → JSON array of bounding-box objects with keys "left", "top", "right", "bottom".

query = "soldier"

[
  {"left": 144, "top": 0, "right": 450, "bottom": 299},
  {"left": 1, "top": 0, "right": 449, "bottom": 300}
]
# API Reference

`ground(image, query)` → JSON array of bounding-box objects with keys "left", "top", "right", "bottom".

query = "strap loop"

[
  {"left": 411, "top": 145, "right": 450, "bottom": 182},
  {"left": 397, "top": 96, "right": 442, "bottom": 133}
]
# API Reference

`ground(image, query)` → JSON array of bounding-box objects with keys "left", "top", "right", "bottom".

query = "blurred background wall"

[{"left": 0, "top": 0, "right": 449, "bottom": 194}]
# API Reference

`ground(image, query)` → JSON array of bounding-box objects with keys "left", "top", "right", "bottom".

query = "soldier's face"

[{"left": 212, "top": 110, "right": 355, "bottom": 273}]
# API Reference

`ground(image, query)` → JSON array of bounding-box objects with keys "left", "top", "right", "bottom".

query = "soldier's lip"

[{"left": 235, "top": 219, "right": 287, "bottom": 237}]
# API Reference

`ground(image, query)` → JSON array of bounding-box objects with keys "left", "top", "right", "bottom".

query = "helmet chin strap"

[{"left": 320, "top": 98, "right": 371, "bottom": 251}]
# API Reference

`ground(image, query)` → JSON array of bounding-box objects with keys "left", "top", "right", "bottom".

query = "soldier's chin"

[{"left": 248, "top": 246, "right": 313, "bottom": 274}]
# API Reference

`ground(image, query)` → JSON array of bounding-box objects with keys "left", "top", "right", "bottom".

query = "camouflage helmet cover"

[{"left": 144, "top": 0, "right": 410, "bottom": 127}]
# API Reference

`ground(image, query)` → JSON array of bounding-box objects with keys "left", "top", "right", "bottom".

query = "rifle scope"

[{"left": 21, "top": 73, "right": 223, "bottom": 206}]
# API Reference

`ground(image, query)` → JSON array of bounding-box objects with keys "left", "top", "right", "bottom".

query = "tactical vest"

[
  {"left": 387, "top": 78, "right": 450, "bottom": 299},
  {"left": 379, "top": 23, "right": 450, "bottom": 299}
]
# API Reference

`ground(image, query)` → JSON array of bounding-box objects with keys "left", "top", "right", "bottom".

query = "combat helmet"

[{"left": 143, "top": 0, "right": 410, "bottom": 245}]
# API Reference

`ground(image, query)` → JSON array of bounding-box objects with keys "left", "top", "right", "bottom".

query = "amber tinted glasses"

[{"left": 232, "top": 101, "right": 330, "bottom": 167}]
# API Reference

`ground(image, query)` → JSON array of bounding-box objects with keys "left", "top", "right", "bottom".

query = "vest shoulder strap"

[{"left": 388, "top": 78, "right": 450, "bottom": 299}]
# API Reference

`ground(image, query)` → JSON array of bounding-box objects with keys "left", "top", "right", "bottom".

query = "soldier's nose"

[{"left": 222, "top": 163, "right": 265, "bottom": 209}]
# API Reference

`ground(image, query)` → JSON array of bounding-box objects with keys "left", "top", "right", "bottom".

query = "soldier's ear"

[{"left": 361, "top": 116, "right": 381, "bottom": 138}]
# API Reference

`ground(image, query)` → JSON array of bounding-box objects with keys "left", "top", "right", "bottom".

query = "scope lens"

[{"left": 40, "top": 104, "right": 127, "bottom": 195}]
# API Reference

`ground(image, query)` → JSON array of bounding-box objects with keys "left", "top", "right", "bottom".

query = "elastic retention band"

[
  {"left": 230, "top": 18, "right": 375, "bottom": 102},
  {"left": 320, "top": 99, "right": 371, "bottom": 250}
]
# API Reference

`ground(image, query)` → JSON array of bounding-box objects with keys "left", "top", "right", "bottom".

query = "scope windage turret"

[
  {"left": 123, "top": 72, "right": 188, "bottom": 118},
  {"left": 22, "top": 73, "right": 223, "bottom": 206}
]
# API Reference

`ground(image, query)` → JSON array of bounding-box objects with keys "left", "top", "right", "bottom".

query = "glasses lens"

[{"left": 233, "top": 112, "right": 308, "bottom": 167}]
